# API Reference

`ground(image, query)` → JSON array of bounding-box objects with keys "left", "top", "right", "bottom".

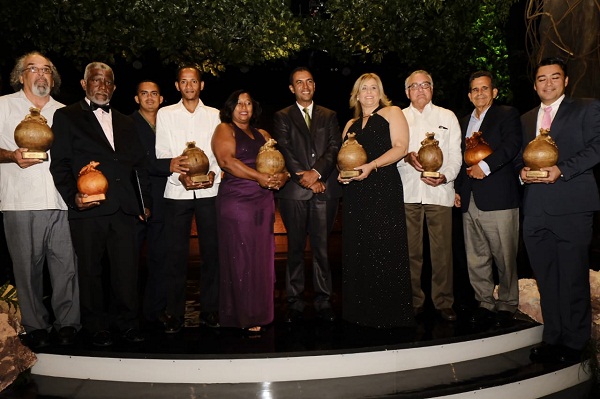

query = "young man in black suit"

[
  {"left": 50, "top": 62, "right": 151, "bottom": 347},
  {"left": 520, "top": 57, "right": 600, "bottom": 362},
  {"left": 271, "top": 67, "right": 342, "bottom": 323},
  {"left": 454, "top": 71, "right": 522, "bottom": 328}
]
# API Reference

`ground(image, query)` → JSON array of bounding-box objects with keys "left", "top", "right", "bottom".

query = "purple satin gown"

[{"left": 216, "top": 125, "right": 275, "bottom": 328}]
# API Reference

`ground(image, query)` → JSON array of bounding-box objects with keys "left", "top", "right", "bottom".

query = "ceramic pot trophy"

[
  {"left": 77, "top": 161, "right": 108, "bottom": 203},
  {"left": 182, "top": 141, "right": 210, "bottom": 183},
  {"left": 256, "top": 138, "right": 285, "bottom": 175},
  {"left": 523, "top": 128, "right": 558, "bottom": 178},
  {"left": 464, "top": 131, "right": 493, "bottom": 166},
  {"left": 337, "top": 133, "right": 367, "bottom": 178},
  {"left": 417, "top": 132, "right": 443, "bottom": 178},
  {"left": 14, "top": 107, "right": 54, "bottom": 160}
]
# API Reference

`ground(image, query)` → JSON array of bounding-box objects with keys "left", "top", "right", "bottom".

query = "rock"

[{"left": 0, "top": 312, "right": 37, "bottom": 391}]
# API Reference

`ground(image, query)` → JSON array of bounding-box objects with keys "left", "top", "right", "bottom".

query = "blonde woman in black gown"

[{"left": 339, "top": 73, "right": 415, "bottom": 328}]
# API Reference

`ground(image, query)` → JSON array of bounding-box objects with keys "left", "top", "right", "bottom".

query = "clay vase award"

[
  {"left": 523, "top": 128, "right": 559, "bottom": 178},
  {"left": 77, "top": 161, "right": 108, "bottom": 203},
  {"left": 417, "top": 132, "right": 444, "bottom": 178},
  {"left": 337, "top": 133, "right": 367, "bottom": 178},
  {"left": 182, "top": 141, "right": 210, "bottom": 183},
  {"left": 464, "top": 131, "right": 493, "bottom": 166},
  {"left": 256, "top": 138, "right": 285, "bottom": 175},
  {"left": 14, "top": 107, "right": 54, "bottom": 160}
]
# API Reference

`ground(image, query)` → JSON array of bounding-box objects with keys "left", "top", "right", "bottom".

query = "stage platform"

[{"left": 5, "top": 209, "right": 599, "bottom": 397}]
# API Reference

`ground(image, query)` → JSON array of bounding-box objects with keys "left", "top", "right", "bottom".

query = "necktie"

[
  {"left": 90, "top": 102, "right": 110, "bottom": 113},
  {"left": 541, "top": 106, "right": 552, "bottom": 130},
  {"left": 303, "top": 107, "right": 311, "bottom": 130}
]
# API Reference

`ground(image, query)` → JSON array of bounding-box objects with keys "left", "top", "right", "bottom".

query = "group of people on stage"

[{"left": 1, "top": 51, "right": 599, "bottom": 364}]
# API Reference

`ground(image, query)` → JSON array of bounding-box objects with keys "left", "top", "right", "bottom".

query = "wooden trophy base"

[
  {"left": 82, "top": 193, "right": 106, "bottom": 203},
  {"left": 22, "top": 151, "right": 48, "bottom": 160},
  {"left": 191, "top": 174, "right": 210, "bottom": 183},
  {"left": 526, "top": 170, "right": 549, "bottom": 178},
  {"left": 340, "top": 170, "right": 360, "bottom": 179},
  {"left": 421, "top": 171, "right": 440, "bottom": 178}
]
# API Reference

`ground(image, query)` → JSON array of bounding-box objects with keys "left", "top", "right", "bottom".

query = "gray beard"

[{"left": 32, "top": 82, "right": 50, "bottom": 97}]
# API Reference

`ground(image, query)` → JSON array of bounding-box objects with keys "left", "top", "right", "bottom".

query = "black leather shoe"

[
  {"left": 58, "top": 326, "right": 78, "bottom": 346},
  {"left": 199, "top": 312, "right": 220, "bottom": 328},
  {"left": 470, "top": 307, "right": 495, "bottom": 325},
  {"left": 557, "top": 345, "right": 585, "bottom": 363},
  {"left": 317, "top": 307, "right": 336, "bottom": 322},
  {"left": 530, "top": 343, "right": 560, "bottom": 362},
  {"left": 284, "top": 309, "right": 303, "bottom": 323},
  {"left": 28, "top": 329, "right": 50, "bottom": 350},
  {"left": 164, "top": 316, "right": 182, "bottom": 334},
  {"left": 122, "top": 328, "right": 145, "bottom": 343},
  {"left": 494, "top": 310, "right": 514, "bottom": 328},
  {"left": 92, "top": 330, "right": 113, "bottom": 347},
  {"left": 437, "top": 308, "right": 457, "bottom": 321}
]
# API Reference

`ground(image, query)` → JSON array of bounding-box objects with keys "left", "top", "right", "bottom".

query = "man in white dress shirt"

[
  {"left": 398, "top": 70, "right": 462, "bottom": 321},
  {"left": 155, "top": 65, "right": 221, "bottom": 333}
]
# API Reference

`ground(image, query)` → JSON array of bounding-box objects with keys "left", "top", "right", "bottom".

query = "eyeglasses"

[
  {"left": 22, "top": 66, "right": 52, "bottom": 75},
  {"left": 407, "top": 82, "right": 432, "bottom": 91},
  {"left": 89, "top": 77, "right": 114, "bottom": 88}
]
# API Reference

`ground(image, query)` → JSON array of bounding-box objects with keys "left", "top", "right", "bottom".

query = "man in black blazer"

[
  {"left": 131, "top": 80, "right": 186, "bottom": 325},
  {"left": 454, "top": 71, "right": 522, "bottom": 328},
  {"left": 272, "top": 67, "right": 342, "bottom": 322},
  {"left": 50, "top": 62, "right": 151, "bottom": 347},
  {"left": 519, "top": 57, "right": 600, "bottom": 362}
]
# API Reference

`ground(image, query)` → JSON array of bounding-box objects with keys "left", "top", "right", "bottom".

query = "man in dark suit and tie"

[
  {"left": 272, "top": 67, "right": 342, "bottom": 322},
  {"left": 519, "top": 57, "right": 600, "bottom": 363},
  {"left": 51, "top": 62, "right": 151, "bottom": 347},
  {"left": 454, "top": 71, "right": 522, "bottom": 328}
]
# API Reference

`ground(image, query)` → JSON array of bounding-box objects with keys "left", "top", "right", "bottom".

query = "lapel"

[
  {"left": 291, "top": 105, "right": 311, "bottom": 136},
  {"left": 549, "top": 97, "right": 573, "bottom": 140},
  {"left": 80, "top": 100, "right": 115, "bottom": 152},
  {"left": 522, "top": 107, "right": 539, "bottom": 143}
]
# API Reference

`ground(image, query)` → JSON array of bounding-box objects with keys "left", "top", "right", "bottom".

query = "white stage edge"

[{"left": 32, "top": 325, "right": 543, "bottom": 384}]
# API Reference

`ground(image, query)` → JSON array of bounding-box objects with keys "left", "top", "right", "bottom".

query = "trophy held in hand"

[
  {"left": 78, "top": 161, "right": 108, "bottom": 203},
  {"left": 337, "top": 133, "right": 367, "bottom": 178},
  {"left": 418, "top": 132, "right": 443, "bottom": 178},
  {"left": 14, "top": 107, "right": 54, "bottom": 160},
  {"left": 182, "top": 141, "right": 210, "bottom": 183},
  {"left": 464, "top": 131, "right": 493, "bottom": 166},
  {"left": 523, "top": 128, "right": 558, "bottom": 178},
  {"left": 256, "top": 138, "right": 285, "bottom": 175}
]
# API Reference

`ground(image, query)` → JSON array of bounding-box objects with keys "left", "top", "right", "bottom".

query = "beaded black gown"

[{"left": 342, "top": 108, "right": 415, "bottom": 328}]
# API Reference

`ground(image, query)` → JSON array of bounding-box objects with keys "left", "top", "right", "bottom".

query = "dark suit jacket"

[
  {"left": 130, "top": 111, "right": 170, "bottom": 216},
  {"left": 518, "top": 97, "right": 600, "bottom": 216},
  {"left": 50, "top": 100, "right": 151, "bottom": 219},
  {"left": 271, "top": 104, "right": 342, "bottom": 201},
  {"left": 455, "top": 104, "right": 522, "bottom": 212}
]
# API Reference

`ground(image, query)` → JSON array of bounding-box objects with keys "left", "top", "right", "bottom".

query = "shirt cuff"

[{"left": 478, "top": 160, "right": 491, "bottom": 176}]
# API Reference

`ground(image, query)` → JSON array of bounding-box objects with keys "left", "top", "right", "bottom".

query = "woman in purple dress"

[{"left": 212, "top": 90, "right": 289, "bottom": 333}]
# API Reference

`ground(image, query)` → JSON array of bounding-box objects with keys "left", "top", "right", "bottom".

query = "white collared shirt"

[
  {"left": 155, "top": 99, "right": 221, "bottom": 199},
  {"left": 296, "top": 101, "right": 313, "bottom": 120},
  {"left": 398, "top": 102, "right": 462, "bottom": 207},
  {"left": 85, "top": 98, "right": 114, "bottom": 149},
  {"left": 0, "top": 90, "right": 67, "bottom": 211}
]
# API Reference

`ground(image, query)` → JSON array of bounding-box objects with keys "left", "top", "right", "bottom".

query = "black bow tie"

[{"left": 90, "top": 102, "right": 110, "bottom": 113}]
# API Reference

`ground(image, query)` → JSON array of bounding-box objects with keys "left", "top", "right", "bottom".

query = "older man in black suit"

[
  {"left": 454, "top": 71, "right": 522, "bottom": 328},
  {"left": 272, "top": 67, "right": 342, "bottom": 323},
  {"left": 50, "top": 62, "right": 151, "bottom": 347},
  {"left": 520, "top": 57, "right": 600, "bottom": 363}
]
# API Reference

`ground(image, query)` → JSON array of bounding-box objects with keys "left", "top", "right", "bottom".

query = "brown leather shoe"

[{"left": 437, "top": 308, "right": 457, "bottom": 321}]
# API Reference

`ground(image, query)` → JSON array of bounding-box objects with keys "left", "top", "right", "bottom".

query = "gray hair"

[
  {"left": 83, "top": 62, "right": 113, "bottom": 81},
  {"left": 9, "top": 51, "right": 61, "bottom": 94},
  {"left": 404, "top": 70, "right": 434, "bottom": 89}
]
